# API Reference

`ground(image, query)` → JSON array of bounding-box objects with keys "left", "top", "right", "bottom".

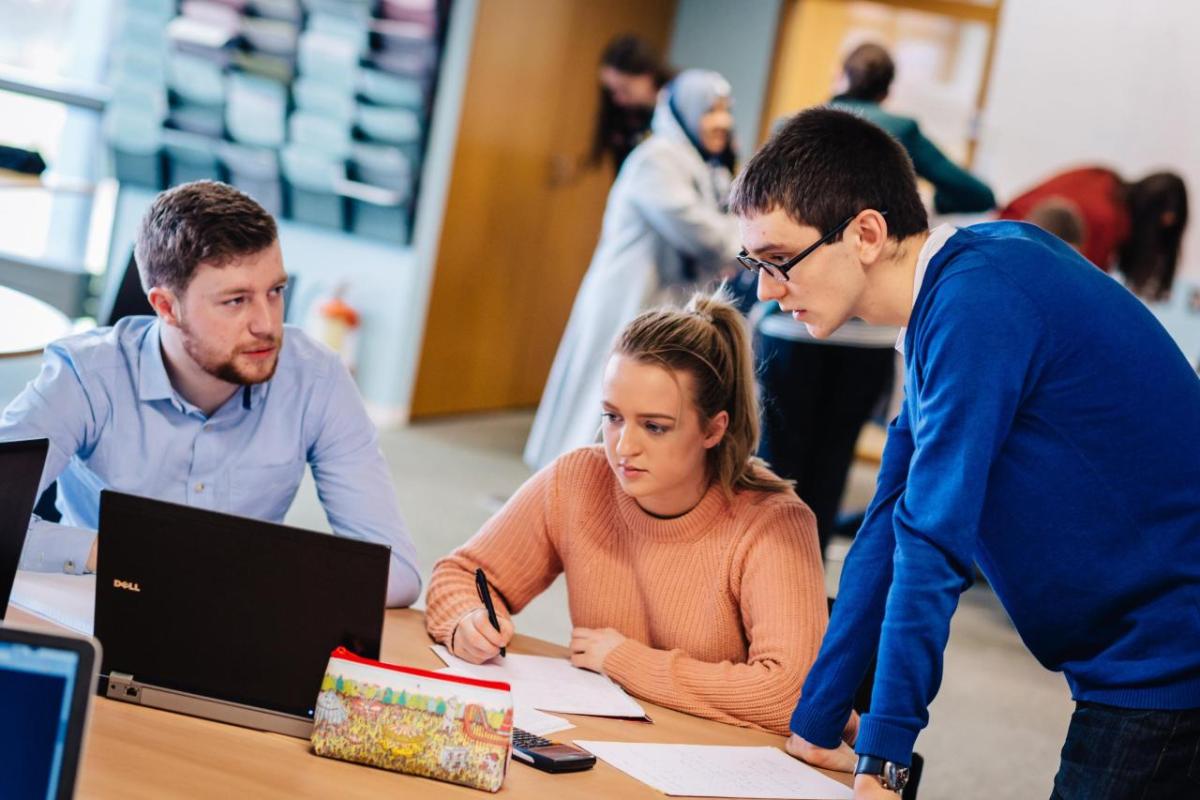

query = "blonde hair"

[{"left": 614, "top": 288, "right": 793, "bottom": 498}]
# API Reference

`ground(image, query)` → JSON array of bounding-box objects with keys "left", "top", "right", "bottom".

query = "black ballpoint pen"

[{"left": 474, "top": 567, "right": 506, "bottom": 658}]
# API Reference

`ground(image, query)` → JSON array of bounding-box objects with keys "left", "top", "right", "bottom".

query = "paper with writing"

[
  {"left": 431, "top": 645, "right": 646, "bottom": 719},
  {"left": 573, "top": 741, "right": 853, "bottom": 799}
]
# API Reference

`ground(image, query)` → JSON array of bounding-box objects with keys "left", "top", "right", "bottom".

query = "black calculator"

[{"left": 511, "top": 728, "right": 597, "bottom": 773}]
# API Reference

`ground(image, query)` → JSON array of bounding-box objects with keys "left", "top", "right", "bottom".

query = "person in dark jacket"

[{"left": 831, "top": 42, "right": 995, "bottom": 214}]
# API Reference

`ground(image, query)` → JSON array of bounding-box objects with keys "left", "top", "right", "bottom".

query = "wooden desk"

[
  {"left": 0, "top": 284, "right": 72, "bottom": 358},
  {"left": 6, "top": 606, "right": 852, "bottom": 799}
]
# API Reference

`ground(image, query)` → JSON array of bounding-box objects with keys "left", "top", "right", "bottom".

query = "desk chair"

[{"left": 828, "top": 596, "right": 924, "bottom": 799}]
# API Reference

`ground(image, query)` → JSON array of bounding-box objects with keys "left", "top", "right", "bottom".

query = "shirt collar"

[
  {"left": 137, "top": 320, "right": 175, "bottom": 403},
  {"left": 137, "top": 319, "right": 269, "bottom": 414},
  {"left": 896, "top": 224, "right": 957, "bottom": 356}
]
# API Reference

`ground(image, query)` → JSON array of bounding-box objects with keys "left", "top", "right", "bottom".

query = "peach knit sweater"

[{"left": 425, "top": 447, "right": 827, "bottom": 735}]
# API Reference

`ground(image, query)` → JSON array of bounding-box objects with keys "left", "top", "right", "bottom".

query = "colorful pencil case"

[{"left": 311, "top": 647, "right": 514, "bottom": 792}]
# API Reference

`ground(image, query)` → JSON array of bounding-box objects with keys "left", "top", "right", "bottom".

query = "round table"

[{"left": 0, "top": 285, "right": 73, "bottom": 359}]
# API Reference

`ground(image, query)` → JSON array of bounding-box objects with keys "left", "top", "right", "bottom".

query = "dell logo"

[{"left": 113, "top": 579, "right": 141, "bottom": 593}]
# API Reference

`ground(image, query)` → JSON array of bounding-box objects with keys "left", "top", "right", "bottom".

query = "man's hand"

[
  {"left": 569, "top": 627, "right": 626, "bottom": 674},
  {"left": 853, "top": 773, "right": 900, "bottom": 799},
  {"left": 85, "top": 536, "right": 98, "bottom": 573},
  {"left": 450, "top": 609, "right": 514, "bottom": 664},
  {"left": 785, "top": 733, "right": 857, "bottom": 773}
]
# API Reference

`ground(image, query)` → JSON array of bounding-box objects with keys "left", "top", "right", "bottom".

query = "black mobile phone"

[{"left": 511, "top": 728, "right": 597, "bottom": 773}]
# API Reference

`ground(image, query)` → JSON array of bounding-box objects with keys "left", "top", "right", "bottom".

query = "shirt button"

[{"left": 195, "top": 483, "right": 205, "bottom": 493}]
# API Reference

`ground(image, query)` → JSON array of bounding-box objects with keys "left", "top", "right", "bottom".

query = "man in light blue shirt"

[{"left": 0, "top": 181, "right": 421, "bottom": 606}]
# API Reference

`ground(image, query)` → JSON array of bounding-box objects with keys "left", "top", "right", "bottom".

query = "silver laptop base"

[{"left": 105, "top": 672, "right": 314, "bottom": 739}]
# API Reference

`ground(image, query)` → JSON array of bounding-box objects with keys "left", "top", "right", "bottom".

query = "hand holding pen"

[
  {"left": 450, "top": 568, "right": 514, "bottom": 663},
  {"left": 475, "top": 568, "right": 507, "bottom": 658}
]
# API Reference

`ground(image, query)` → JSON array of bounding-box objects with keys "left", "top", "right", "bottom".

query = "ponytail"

[{"left": 615, "top": 287, "right": 793, "bottom": 498}]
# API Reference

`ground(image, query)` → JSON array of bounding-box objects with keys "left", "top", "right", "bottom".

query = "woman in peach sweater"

[{"left": 425, "top": 291, "right": 827, "bottom": 734}]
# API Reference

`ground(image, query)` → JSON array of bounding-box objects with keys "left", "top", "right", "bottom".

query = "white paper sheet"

[
  {"left": 8, "top": 571, "right": 95, "bottom": 635},
  {"left": 434, "top": 666, "right": 575, "bottom": 736},
  {"left": 431, "top": 645, "right": 647, "bottom": 719},
  {"left": 512, "top": 706, "right": 574, "bottom": 737},
  {"left": 573, "top": 741, "right": 853, "bottom": 800}
]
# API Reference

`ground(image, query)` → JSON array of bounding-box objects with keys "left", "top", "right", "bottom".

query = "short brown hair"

[
  {"left": 843, "top": 42, "right": 894, "bottom": 102},
  {"left": 615, "top": 289, "right": 793, "bottom": 499},
  {"left": 134, "top": 180, "right": 278, "bottom": 294},
  {"left": 730, "top": 107, "right": 928, "bottom": 240}
]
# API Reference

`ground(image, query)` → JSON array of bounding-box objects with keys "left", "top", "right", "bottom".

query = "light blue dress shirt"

[{"left": 0, "top": 316, "right": 421, "bottom": 607}]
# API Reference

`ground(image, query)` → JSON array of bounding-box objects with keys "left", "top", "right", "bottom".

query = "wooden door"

[{"left": 411, "top": 0, "right": 678, "bottom": 418}]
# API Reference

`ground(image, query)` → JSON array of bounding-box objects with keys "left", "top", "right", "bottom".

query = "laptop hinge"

[{"left": 106, "top": 671, "right": 142, "bottom": 703}]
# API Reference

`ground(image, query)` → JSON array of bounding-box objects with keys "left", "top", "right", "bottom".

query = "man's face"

[
  {"left": 739, "top": 208, "right": 868, "bottom": 339},
  {"left": 168, "top": 241, "right": 288, "bottom": 385}
]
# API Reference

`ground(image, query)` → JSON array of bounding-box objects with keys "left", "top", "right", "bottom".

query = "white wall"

[{"left": 976, "top": 0, "right": 1200, "bottom": 281}]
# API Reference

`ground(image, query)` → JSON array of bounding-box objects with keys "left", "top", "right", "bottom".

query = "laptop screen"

[
  {"left": 0, "top": 438, "right": 50, "bottom": 617},
  {"left": 0, "top": 637, "right": 83, "bottom": 799}
]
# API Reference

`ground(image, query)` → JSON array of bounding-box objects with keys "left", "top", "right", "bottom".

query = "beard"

[{"left": 179, "top": 322, "right": 283, "bottom": 386}]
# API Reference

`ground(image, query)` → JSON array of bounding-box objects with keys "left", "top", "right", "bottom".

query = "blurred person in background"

[
  {"left": 1000, "top": 168, "right": 1189, "bottom": 300},
  {"left": 832, "top": 42, "right": 995, "bottom": 215},
  {"left": 590, "top": 34, "right": 675, "bottom": 174},
  {"left": 1024, "top": 197, "right": 1086, "bottom": 252},
  {"left": 526, "top": 69, "right": 741, "bottom": 471}
]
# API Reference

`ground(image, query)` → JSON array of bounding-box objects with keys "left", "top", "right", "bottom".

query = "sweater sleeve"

[
  {"left": 601, "top": 500, "right": 827, "bottom": 735},
  {"left": 627, "top": 149, "right": 740, "bottom": 264},
  {"left": 789, "top": 398, "right": 915, "bottom": 746},
  {"left": 855, "top": 271, "right": 1046, "bottom": 766},
  {"left": 424, "top": 461, "right": 564, "bottom": 645},
  {"left": 904, "top": 122, "right": 996, "bottom": 214}
]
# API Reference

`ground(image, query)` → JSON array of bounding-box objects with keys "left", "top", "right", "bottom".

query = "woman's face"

[
  {"left": 600, "top": 66, "right": 659, "bottom": 109},
  {"left": 697, "top": 95, "right": 734, "bottom": 155},
  {"left": 601, "top": 355, "right": 727, "bottom": 516}
]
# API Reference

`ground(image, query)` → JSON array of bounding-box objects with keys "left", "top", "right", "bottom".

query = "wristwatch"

[{"left": 855, "top": 754, "right": 910, "bottom": 793}]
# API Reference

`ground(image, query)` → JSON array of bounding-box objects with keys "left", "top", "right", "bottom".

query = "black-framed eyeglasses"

[{"left": 737, "top": 210, "right": 887, "bottom": 282}]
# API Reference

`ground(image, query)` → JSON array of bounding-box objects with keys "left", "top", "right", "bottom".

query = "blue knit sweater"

[{"left": 790, "top": 222, "right": 1200, "bottom": 766}]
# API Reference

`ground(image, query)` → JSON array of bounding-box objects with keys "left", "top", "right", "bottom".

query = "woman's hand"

[
  {"left": 450, "top": 609, "right": 514, "bottom": 664},
  {"left": 569, "top": 627, "right": 627, "bottom": 674}
]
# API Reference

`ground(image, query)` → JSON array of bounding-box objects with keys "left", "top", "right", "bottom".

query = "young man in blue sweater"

[{"left": 730, "top": 107, "right": 1200, "bottom": 799}]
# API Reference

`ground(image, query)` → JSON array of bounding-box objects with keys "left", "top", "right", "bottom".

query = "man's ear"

[
  {"left": 853, "top": 209, "right": 890, "bottom": 265},
  {"left": 147, "top": 286, "right": 181, "bottom": 326},
  {"left": 702, "top": 410, "right": 730, "bottom": 449}
]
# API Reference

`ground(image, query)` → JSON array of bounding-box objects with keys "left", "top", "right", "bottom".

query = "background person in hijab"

[{"left": 525, "top": 69, "right": 741, "bottom": 471}]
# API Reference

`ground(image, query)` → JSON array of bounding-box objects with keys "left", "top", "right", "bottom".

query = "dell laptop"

[
  {"left": 0, "top": 438, "right": 50, "bottom": 620},
  {"left": 94, "top": 491, "right": 390, "bottom": 738},
  {"left": 0, "top": 624, "right": 100, "bottom": 800}
]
